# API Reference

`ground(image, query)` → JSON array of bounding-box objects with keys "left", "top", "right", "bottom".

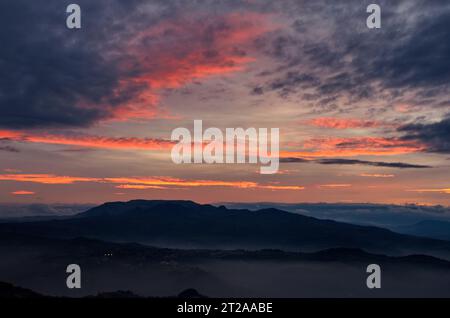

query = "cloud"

[
  {"left": 3, "top": 169, "right": 22, "bottom": 173},
  {"left": 360, "top": 173, "right": 395, "bottom": 178},
  {"left": 316, "top": 159, "right": 431, "bottom": 169},
  {"left": 107, "top": 177, "right": 304, "bottom": 190},
  {"left": 367, "top": 5, "right": 450, "bottom": 90},
  {"left": 129, "top": 12, "right": 272, "bottom": 88},
  {"left": 253, "top": 0, "right": 450, "bottom": 115},
  {"left": 116, "top": 183, "right": 305, "bottom": 191},
  {"left": 407, "top": 189, "right": 450, "bottom": 195},
  {"left": 280, "top": 157, "right": 429, "bottom": 169},
  {"left": 398, "top": 116, "right": 450, "bottom": 153},
  {"left": 0, "top": 145, "right": 19, "bottom": 153},
  {"left": 0, "top": 174, "right": 100, "bottom": 184},
  {"left": 0, "top": 130, "right": 173, "bottom": 150},
  {"left": 115, "top": 185, "right": 169, "bottom": 190},
  {"left": 307, "top": 118, "right": 385, "bottom": 129},
  {"left": 0, "top": 0, "right": 139, "bottom": 128},
  {"left": 281, "top": 136, "right": 424, "bottom": 157},
  {"left": 260, "top": 185, "right": 304, "bottom": 190},
  {"left": 318, "top": 184, "right": 352, "bottom": 188},
  {"left": 0, "top": 135, "right": 20, "bottom": 152},
  {"left": 105, "top": 177, "right": 259, "bottom": 189},
  {"left": 0, "top": 0, "right": 273, "bottom": 129},
  {"left": 11, "top": 190, "right": 35, "bottom": 195},
  {"left": 0, "top": 173, "right": 304, "bottom": 191},
  {"left": 279, "top": 157, "right": 310, "bottom": 163}
]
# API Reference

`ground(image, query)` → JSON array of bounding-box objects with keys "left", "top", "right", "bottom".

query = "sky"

[{"left": 0, "top": 0, "right": 449, "bottom": 205}]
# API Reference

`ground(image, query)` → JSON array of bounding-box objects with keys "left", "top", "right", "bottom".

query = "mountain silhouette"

[
  {"left": 0, "top": 282, "right": 44, "bottom": 298},
  {"left": 393, "top": 220, "right": 450, "bottom": 241},
  {"left": 0, "top": 279, "right": 207, "bottom": 299},
  {"left": 1, "top": 200, "right": 450, "bottom": 259}
]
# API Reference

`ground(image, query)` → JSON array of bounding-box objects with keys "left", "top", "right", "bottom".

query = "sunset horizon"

[{"left": 1, "top": 0, "right": 449, "bottom": 207}]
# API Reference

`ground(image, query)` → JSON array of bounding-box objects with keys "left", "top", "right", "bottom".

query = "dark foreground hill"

[
  {"left": 0, "top": 280, "right": 204, "bottom": 299},
  {"left": 1, "top": 200, "right": 450, "bottom": 259},
  {"left": 0, "top": 281, "right": 43, "bottom": 298}
]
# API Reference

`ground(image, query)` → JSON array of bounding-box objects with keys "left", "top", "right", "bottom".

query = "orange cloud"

[
  {"left": 105, "top": 177, "right": 259, "bottom": 189},
  {"left": 318, "top": 184, "right": 352, "bottom": 188},
  {"left": 407, "top": 188, "right": 450, "bottom": 194},
  {"left": 115, "top": 182, "right": 304, "bottom": 191},
  {"left": 360, "top": 173, "right": 395, "bottom": 178},
  {"left": 395, "top": 104, "right": 413, "bottom": 113},
  {"left": 116, "top": 185, "right": 169, "bottom": 190},
  {"left": 0, "top": 173, "right": 303, "bottom": 191},
  {"left": 109, "top": 12, "right": 275, "bottom": 121},
  {"left": 130, "top": 12, "right": 273, "bottom": 84},
  {"left": 27, "top": 133, "right": 173, "bottom": 150},
  {"left": 0, "top": 130, "right": 22, "bottom": 139},
  {"left": 11, "top": 190, "right": 35, "bottom": 195},
  {"left": 0, "top": 130, "right": 173, "bottom": 151},
  {"left": 0, "top": 174, "right": 100, "bottom": 184},
  {"left": 282, "top": 137, "right": 424, "bottom": 157},
  {"left": 107, "top": 177, "right": 303, "bottom": 190},
  {"left": 307, "top": 118, "right": 384, "bottom": 129},
  {"left": 258, "top": 185, "right": 305, "bottom": 190}
]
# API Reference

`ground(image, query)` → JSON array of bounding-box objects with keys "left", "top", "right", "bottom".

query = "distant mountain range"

[
  {"left": 1, "top": 200, "right": 450, "bottom": 260},
  {"left": 222, "top": 202, "right": 450, "bottom": 229},
  {"left": 393, "top": 220, "right": 450, "bottom": 241}
]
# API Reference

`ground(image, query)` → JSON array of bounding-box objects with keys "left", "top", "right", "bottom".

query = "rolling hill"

[{"left": 1, "top": 200, "right": 450, "bottom": 259}]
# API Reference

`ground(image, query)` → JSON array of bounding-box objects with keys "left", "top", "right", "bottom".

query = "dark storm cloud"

[
  {"left": 368, "top": 10, "right": 450, "bottom": 90},
  {"left": 0, "top": 0, "right": 172, "bottom": 129},
  {"left": 2, "top": 0, "right": 448, "bottom": 129},
  {"left": 0, "top": 139, "right": 19, "bottom": 152},
  {"left": 399, "top": 116, "right": 450, "bottom": 154},
  {"left": 0, "top": 0, "right": 274, "bottom": 129},
  {"left": 279, "top": 157, "right": 310, "bottom": 163},
  {"left": 316, "top": 159, "right": 431, "bottom": 169},
  {"left": 280, "top": 157, "right": 431, "bottom": 168},
  {"left": 253, "top": 0, "right": 450, "bottom": 111},
  {"left": 0, "top": 145, "right": 19, "bottom": 153},
  {"left": 269, "top": 72, "right": 320, "bottom": 97}
]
